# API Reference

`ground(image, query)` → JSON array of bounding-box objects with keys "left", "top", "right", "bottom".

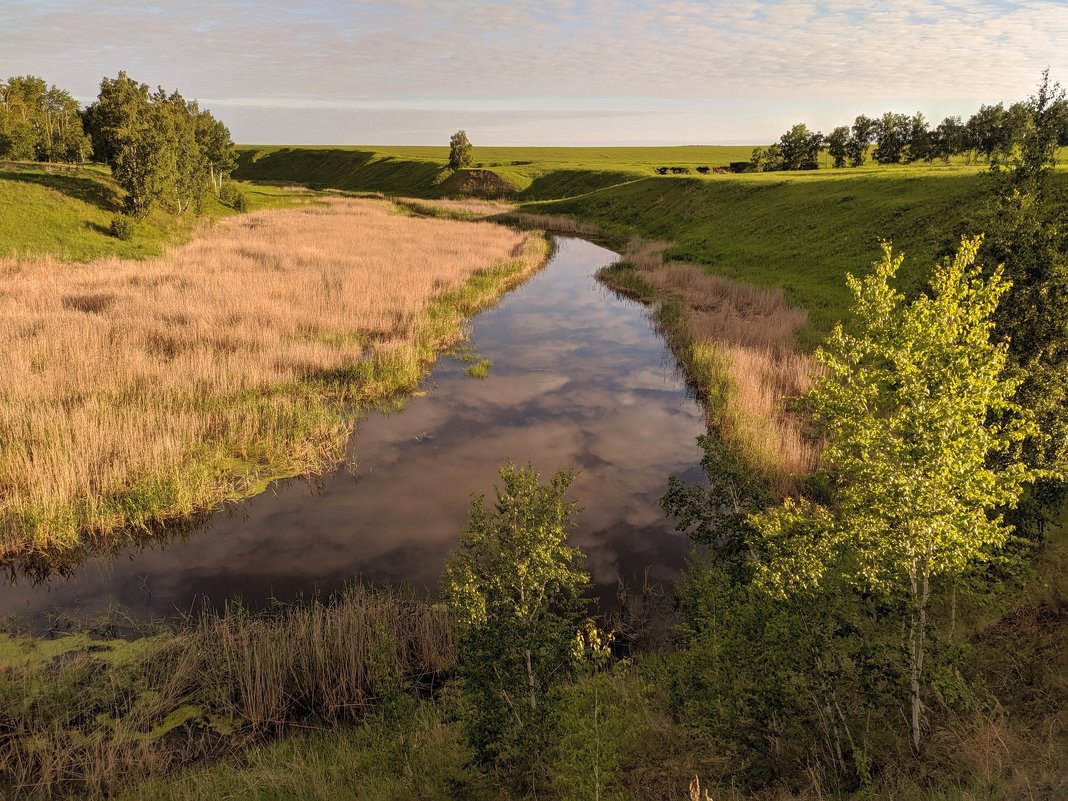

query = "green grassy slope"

[
  {"left": 234, "top": 144, "right": 756, "bottom": 200},
  {"left": 528, "top": 166, "right": 1014, "bottom": 343},
  {"left": 235, "top": 146, "right": 1057, "bottom": 344},
  {"left": 0, "top": 160, "right": 306, "bottom": 262}
]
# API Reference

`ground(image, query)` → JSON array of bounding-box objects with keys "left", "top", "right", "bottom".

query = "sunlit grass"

[{"left": 0, "top": 198, "right": 547, "bottom": 557}]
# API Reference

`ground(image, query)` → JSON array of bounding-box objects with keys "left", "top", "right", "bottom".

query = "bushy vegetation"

[
  {"left": 0, "top": 75, "right": 90, "bottom": 162},
  {"left": 83, "top": 71, "right": 236, "bottom": 216}
]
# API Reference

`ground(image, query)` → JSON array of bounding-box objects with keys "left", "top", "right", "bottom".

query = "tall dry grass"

[
  {"left": 616, "top": 240, "right": 820, "bottom": 493},
  {"left": 0, "top": 585, "right": 454, "bottom": 799},
  {"left": 0, "top": 198, "right": 545, "bottom": 557}
]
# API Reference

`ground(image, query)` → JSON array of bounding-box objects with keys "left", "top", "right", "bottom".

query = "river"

[{"left": 0, "top": 237, "right": 707, "bottom": 621}]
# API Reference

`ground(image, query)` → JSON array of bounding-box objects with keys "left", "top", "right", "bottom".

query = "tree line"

[
  {"left": 752, "top": 73, "right": 1068, "bottom": 171},
  {"left": 1, "top": 72, "right": 237, "bottom": 218}
]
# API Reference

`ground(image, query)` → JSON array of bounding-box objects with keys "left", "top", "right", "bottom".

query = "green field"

[{"left": 235, "top": 145, "right": 1068, "bottom": 344}]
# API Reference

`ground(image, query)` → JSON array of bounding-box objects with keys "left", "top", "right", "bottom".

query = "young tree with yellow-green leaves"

[
  {"left": 751, "top": 237, "right": 1045, "bottom": 753},
  {"left": 443, "top": 463, "right": 589, "bottom": 790}
]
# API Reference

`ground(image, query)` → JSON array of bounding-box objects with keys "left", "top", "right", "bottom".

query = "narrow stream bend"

[{"left": 0, "top": 237, "right": 707, "bottom": 621}]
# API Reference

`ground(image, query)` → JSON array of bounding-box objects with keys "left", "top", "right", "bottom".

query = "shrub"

[
  {"left": 219, "top": 183, "right": 248, "bottom": 211},
  {"left": 109, "top": 215, "right": 135, "bottom": 240},
  {"left": 696, "top": 166, "right": 710, "bottom": 174}
]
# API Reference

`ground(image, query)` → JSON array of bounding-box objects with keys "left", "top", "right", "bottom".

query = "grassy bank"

[
  {"left": 0, "top": 199, "right": 548, "bottom": 561},
  {"left": 235, "top": 146, "right": 1068, "bottom": 345},
  {"left": 0, "top": 585, "right": 453, "bottom": 799},
  {"left": 118, "top": 507, "right": 1067, "bottom": 801},
  {"left": 0, "top": 160, "right": 305, "bottom": 262}
]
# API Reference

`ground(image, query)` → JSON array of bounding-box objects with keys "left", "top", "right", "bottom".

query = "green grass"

[
  {"left": 0, "top": 160, "right": 309, "bottom": 262},
  {"left": 531, "top": 167, "right": 1025, "bottom": 344},
  {"left": 233, "top": 145, "right": 1068, "bottom": 344}
]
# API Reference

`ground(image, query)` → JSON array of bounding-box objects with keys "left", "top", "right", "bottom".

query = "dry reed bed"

[
  {"left": 614, "top": 239, "right": 820, "bottom": 493},
  {"left": 0, "top": 198, "right": 546, "bottom": 556},
  {"left": 0, "top": 585, "right": 454, "bottom": 799}
]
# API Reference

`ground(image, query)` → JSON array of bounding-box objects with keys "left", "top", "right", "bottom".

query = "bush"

[
  {"left": 219, "top": 183, "right": 248, "bottom": 211},
  {"left": 696, "top": 166, "right": 710, "bottom": 174},
  {"left": 108, "top": 215, "right": 135, "bottom": 240}
]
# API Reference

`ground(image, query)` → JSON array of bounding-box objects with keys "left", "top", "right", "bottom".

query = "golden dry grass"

[
  {"left": 621, "top": 240, "right": 820, "bottom": 492},
  {"left": 0, "top": 198, "right": 546, "bottom": 557}
]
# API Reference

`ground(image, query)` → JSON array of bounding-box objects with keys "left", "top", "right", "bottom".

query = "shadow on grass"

[{"left": 0, "top": 168, "right": 122, "bottom": 212}]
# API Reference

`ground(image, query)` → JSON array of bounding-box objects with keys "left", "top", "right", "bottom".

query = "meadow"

[{"left": 0, "top": 198, "right": 546, "bottom": 558}]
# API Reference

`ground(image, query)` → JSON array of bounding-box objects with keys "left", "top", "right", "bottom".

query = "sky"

[{"left": 3, "top": 0, "right": 1068, "bottom": 146}]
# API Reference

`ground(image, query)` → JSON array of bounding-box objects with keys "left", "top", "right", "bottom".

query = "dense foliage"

[
  {"left": 0, "top": 75, "right": 90, "bottom": 162},
  {"left": 449, "top": 129, "right": 474, "bottom": 170},
  {"left": 443, "top": 464, "right": 590, "bottom": 790},
  {"left": 751, "top": 85, "right": 1068, "bottom": 171},
  {"left": 83, "top": 72, "right": 236, "bottom": 216},
  {"left": 981, "top": 72, "right": 1068, "bottom": 496}
]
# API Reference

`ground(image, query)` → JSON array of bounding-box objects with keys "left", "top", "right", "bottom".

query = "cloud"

[{"left": 3, "top": 2, "right": 1066, "bottom": 145}]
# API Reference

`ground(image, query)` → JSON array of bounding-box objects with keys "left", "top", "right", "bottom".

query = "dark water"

[{"left": 0, "top": 238, "right": 706, "bottom": 622}]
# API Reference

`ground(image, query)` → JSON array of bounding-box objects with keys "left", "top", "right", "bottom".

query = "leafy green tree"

[
  {"left": 448, "top": 129, "right": 473, "bottom": 170},
  {"left": 982, "top": 71, "right": 1068, "bottom": 514},
  {"left": 904, "top": 112, "right": 932, "bottom": 163},
  {"left": 847, "top": 114, "right": 877, "bottom": 166},
  {"left": 777, "top": 123, "right": 823, "bottom": 170},
  {"left": 751, "top": 237, "right": 1039, "bottom": 753},
  {"left": 748, "top": 143, "right": 784, "bottom": 172},
  {"left": 872, "top": 111, "right": 911, "bottom": 164},
  {"left": 826, "top": 126, "right": 850, "bottom": 168},
  {"left": 443, "top": 463, "right": 588, "bottom": 789},
  {"left": 194, "top": 108, "right": 237, "bottom": 194},
  {"left": 966, "top": 103, "right": 1012, "bottom": 162},
  {"left": 0, "top": 75, "right": 89, "bottom": 162},
  {"left": 932, "top": 116, "right": 966, "bottom": 162}
]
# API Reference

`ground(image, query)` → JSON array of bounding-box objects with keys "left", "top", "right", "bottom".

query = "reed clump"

[
  {"left": 0, "top": 585, "right": 454, "bottom": 799},
  {"left": 603, "top": 239, "right": 820, "bottom": 494},
  {"left": 0, "top": 198, "right": 547, "bottom": 558}
]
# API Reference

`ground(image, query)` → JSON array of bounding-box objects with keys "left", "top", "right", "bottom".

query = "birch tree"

[
  {"left": 443, "top": 463, "right": 588, "bottom": 785},
  {"left": 751, "top": 237, "right": 1040, "bottom": 753}
]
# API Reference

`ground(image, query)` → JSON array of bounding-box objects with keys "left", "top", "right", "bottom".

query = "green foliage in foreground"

[
  {"left": 444, "top": 464, "right": 589, "bottom": 791},
  {"left": 753, "top": 238, "right": 1039, "bottom": 752}
]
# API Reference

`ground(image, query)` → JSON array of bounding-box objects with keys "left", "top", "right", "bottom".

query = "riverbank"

[{"left": 0, "top": 198, "right": 548, "bottom": 561}]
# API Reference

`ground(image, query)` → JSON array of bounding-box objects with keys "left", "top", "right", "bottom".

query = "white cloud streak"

[{"left": 1, "top": 0, "right": 1065, "bottom": 143}]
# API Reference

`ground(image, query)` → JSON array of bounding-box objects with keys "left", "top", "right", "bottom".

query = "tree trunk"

[{"left": 908, "top": 568, "right": 930, "bottom": 753}]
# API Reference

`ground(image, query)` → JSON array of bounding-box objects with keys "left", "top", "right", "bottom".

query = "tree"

[
  {"left": 751, "top": 238, "right": 1039, "bottom": 753},
  {"left": 448, "top": 129, "right": 473, "bottom": 170},
  {"left": 748, "top": 143, "right": 784, "bottom": 172},
  {"left": 0, "top": 75, "right": 89, "bottom": 162},
  {"left": 872, "top": 111, "right": 911, "bottom": 164},
  {"left": 826, "top": 126, "right": 850, "bottom": 168},
  {"left": 966, "top": 103, "right": 1012, "bottom": 162},
  {"left": 904, "top": 112, "right": 932, "bottom": 163},
  {"left": 847, "top": 114, "right": 877, "bottom": 166},
  {"left": 443, "top": 463, "right": 588, "bottom": 787},
  {"left": 932, "top": 116, "right": 966, "bottom": 163},
  {"left": 777, "top": 123, "right": 823, "bottom": 170},
  {"left": 84, "top": 72, "right": 233, "bottom": 217},
  {"left": 982, "top": 71, "right": 1068, "bottom": 495},
  {"left": 194, "top": 108, "right": 236, "bottom": 194}
]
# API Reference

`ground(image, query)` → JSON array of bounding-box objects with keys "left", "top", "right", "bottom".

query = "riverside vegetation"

[
  {"left": 2, "top": 74, "right": 1067, "bottom": 800},
  {"left": 0, "top": 198, "right": 546, "bottom": 558}
]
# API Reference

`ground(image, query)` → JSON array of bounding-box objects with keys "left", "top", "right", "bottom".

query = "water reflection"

[{"left": 0, "top": 238, "right": 706, "bottom": 621}]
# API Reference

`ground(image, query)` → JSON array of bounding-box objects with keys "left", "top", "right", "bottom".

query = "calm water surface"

[{"left": 0, "top": 238, "right": 706, "bottom": 621}]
